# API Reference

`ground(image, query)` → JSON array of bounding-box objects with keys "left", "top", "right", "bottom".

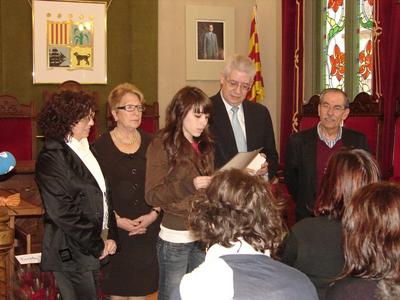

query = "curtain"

[
  {"left": 374, "top": 1, "right": 400, "bottom": 178},
  {"left": 279, "top": 1, "right": 304, "bottom": 164}
]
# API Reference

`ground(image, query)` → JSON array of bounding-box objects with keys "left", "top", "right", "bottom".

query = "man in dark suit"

[
  {"left": 209, "top": 54, "right": 279, "bottom": 180},
  {"left": 285, "top": 88, "right": 370, "bottom": 221}
]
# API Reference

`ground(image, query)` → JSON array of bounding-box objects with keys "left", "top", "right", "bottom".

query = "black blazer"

[
  {"left": 284, "top": 127, "right": 370, "bottom": 220},
  {"left": 36, "top": 138, "right": 117, "bottom": 272},
  {"left": 209, "top": 92, "right": 279, "bottom": 179}
]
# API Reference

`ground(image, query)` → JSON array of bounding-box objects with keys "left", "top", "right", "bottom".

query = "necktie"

[{"left": 231, "top": 106, "right": 247, "bottom": 152}]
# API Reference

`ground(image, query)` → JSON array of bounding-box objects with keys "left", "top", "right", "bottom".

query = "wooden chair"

[
  {"left": 43, "top": 80, "right": 100, "bottom": 143},
  {"left": 0, "top": 95, "right": 37, "bottom": 162},
  {"left": 106, "top": 101, "right": 160, "bottom": 134},
  {"left": 298, "top": 92, "right": 383, "bottom": 158}
]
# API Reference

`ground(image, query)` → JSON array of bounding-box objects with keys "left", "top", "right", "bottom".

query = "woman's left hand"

[
  {"left": 100, "top": 239, "right": 117, "bottom": 260},
  {"left": 128, "top": 210, "right": 159, "bottom": 236}
]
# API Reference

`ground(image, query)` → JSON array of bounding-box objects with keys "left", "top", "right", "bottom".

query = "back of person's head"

[
  {"left": 341, "top": 182, "right": 400, "bottom": 299},
  {"left": 188, "top": 168, "right": 287, "bottom": 257},
  {"left": 222, "top": 54, "right": 256, "bottom": 79},
  {"left": 314, "top": 148, "right": 380, "bottom": 220}
]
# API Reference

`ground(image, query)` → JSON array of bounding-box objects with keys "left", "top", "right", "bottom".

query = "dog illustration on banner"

[{"left": 47, "top": 19, "right": 93, "bottom": 69}]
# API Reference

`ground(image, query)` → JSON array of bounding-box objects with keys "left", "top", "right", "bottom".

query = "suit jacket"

[
  {"left": 210, "top": 92, "right": 279, "bottom": 179},
  {"left": 284, "top": 126, "right": 370, "bottom": 219},
  {"left": 36, "top": 138, "right": 117, "bottom": 272}
]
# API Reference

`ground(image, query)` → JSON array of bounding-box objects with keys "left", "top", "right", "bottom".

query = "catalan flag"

[
  {"left": 47, "top": 21, "right": 71, "bottom": 45},
  {"left": 247, "top": 6, "right": 265, "bottom": 102}
]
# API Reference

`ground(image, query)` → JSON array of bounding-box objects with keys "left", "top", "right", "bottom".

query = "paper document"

[
  {"left": 15, "top": 253, "right": 42, "bottom": 264},
  {"left": 247, "top": 153, "right": 267, "bottom": 172},
  {"left": 220, "top": 148, "right": 264, "bottom": 171}
]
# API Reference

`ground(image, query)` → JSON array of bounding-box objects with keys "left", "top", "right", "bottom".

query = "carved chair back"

[
  {"left": 0, "top": 95, "right": 37, "bottom": 160},
  {"left": 298, "top": 92, "right": 383, "bottom": 158}
]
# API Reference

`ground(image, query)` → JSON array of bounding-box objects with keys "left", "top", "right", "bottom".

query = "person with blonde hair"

[{"left": 93, "top": 83, "right": 161, "bottom": 299}]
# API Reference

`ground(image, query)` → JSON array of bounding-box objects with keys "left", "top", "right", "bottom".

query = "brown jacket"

[{"left": 145, "top": 136, "right": 211, "bottom": 230}]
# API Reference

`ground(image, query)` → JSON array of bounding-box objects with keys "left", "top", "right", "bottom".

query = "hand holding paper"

[
  {"left": 246, "top": 153, "right": 267, "bottom": 174},
  {"left": 220, "top": 148, "right": 266, "bottom": 174}
]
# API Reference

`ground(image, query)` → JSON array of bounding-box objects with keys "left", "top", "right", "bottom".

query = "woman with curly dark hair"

[
  {"left": 145, "top": 86, "right": 214, "bottom": 300},
  {"left": 36, "top": 90, "right": 117, "bottom": 300},
  {"left": 281, "top": 148, "right": 380, "bottom": 299},
  {"left": 173, "top": 169, "right": 317, "bottom": 300},
  {"left": 326, "top": 182, "right": 400, "bottom": 300}
]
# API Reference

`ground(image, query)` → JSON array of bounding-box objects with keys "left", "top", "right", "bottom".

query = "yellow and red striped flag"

[{"left": 247, "top": 6, "right": 265, "bottom": 102}]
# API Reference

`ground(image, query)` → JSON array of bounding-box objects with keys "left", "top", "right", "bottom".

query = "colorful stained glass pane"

[
  {"left": 357, "top": 0, "right": 373, "bottom": 93},
  {"left": 324, "top": 0, "right": 346, "bottom": 89}
]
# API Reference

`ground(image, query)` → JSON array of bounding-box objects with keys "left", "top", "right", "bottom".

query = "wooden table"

[
  {"left": 6, "top": 199, "right": 43, "bottom": 229},
  {"left": 0, "top": 171, "right": 43, "bottom": 299}
]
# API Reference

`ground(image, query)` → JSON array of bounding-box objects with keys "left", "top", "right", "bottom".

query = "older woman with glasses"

[
  {"left": 93, "top": 83, "right": 161, "bottom": 300},
  {"left": 36, "top": 90, "right": 117, "bottom": 300}
]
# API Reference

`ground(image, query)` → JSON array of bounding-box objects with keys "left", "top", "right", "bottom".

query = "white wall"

[{"left": 158, "top": 0, "right": 282, "bottom": 150}]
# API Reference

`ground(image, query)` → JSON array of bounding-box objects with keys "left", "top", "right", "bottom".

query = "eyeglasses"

[
  {"left": 319, "top": 102, "right": 348, "bottom": 113},
  {"left": 226, "top": 79, "right": 252, "bottom": 92},
  {"left": 116, "top": 105, "right": 146, "bottom": 112}
]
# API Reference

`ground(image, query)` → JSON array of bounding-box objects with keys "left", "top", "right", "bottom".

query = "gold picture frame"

[
  {"left": 186, "top": 5, "right": 235, "bottom": 80},
  {"left": 32, "top": 0, "right": 107, "bottom": 84}
]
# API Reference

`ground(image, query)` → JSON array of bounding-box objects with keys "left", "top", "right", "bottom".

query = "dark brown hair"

[
  {"left": 189, "top": 169, "right": 287, "bottom": 258},
  {"left": 314, "top": 148, "right": 380, "bottom": 220},
  {"left": 160, "top": 86, "right": 214, "bottom": 175},
  {"left": 38, "top": 90, "right": 95, "bottom": 141},
  {"left": 340, "top": 182, "right": 400, "bottom": 299}
]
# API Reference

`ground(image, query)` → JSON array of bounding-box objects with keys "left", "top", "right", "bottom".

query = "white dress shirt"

[
  {"left": 220, "top": 92, "right": 247, "bottom": 140},
  {"left": 67, "top": 137, "right": 109, "bottom": 230}
]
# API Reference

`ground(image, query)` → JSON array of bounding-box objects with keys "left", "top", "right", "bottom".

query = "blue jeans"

[{"left": 156, "top": 237, "right": 205, "bottom": 300}]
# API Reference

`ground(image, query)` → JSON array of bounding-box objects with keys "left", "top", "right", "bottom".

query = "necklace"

[{"left": 112, "top": 128, "right": 138, "bottom": 145}]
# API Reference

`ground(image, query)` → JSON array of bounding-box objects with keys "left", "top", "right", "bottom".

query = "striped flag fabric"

[
  {"left": 47, "top": 21, "right": 71, "bottom": 45},
  {"left": 247, "top": 6, "right": 265, "bottom": 102}
]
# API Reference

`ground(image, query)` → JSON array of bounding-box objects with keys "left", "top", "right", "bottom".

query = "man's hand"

[{"left": 193, "top": 176, "right": 212, "bottom": 190}]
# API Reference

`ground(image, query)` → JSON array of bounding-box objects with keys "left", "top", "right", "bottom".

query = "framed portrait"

[
  {"left": 186, "top": 5, "right": 234, "bottom": 80},
  {"left": 197, "top": 21, "right": 224, "bottom": 61},
  {"left": 32, "top": 0, "right": 107, "bottom": 84}
]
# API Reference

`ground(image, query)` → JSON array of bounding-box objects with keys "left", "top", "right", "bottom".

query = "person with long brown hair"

[
  {"left": 145, "top": 86, "right": 214, "bottom": 300},
  {"left": 326, "top": 182, "right": 400, "bottom": 300},
  {"left": 281, "top": 148, "right": 380, "bottom": 299},
  {"left": 173, "top": 169, "right": 317, "bottom": 300}
]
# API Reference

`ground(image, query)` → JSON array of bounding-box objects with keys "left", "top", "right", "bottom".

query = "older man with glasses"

[
  {"left": 209, "top": 54, "right": 279, "bottom": 180},
  {"left": 284, "top": 88, "right": 370, "bottom": 221}
]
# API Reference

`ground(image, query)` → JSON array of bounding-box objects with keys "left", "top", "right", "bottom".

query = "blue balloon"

[{"left": 0, "top": 151, "right": 16, "bottom": 175}]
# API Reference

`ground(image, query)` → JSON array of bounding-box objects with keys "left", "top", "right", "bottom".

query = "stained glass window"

[
  {"left": 358, "top": 0, "right": 373, "bottom": 93},
  {"left": 324, "top": 0, "right": 346, "bottom": 89},
  {"left": 320, "top": 0, "right": 374, "bottom": 96}
]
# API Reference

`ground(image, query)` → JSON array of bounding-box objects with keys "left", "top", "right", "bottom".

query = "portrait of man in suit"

[{"left": 197, "top": 21, "right": 224, "bottom": 60}]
